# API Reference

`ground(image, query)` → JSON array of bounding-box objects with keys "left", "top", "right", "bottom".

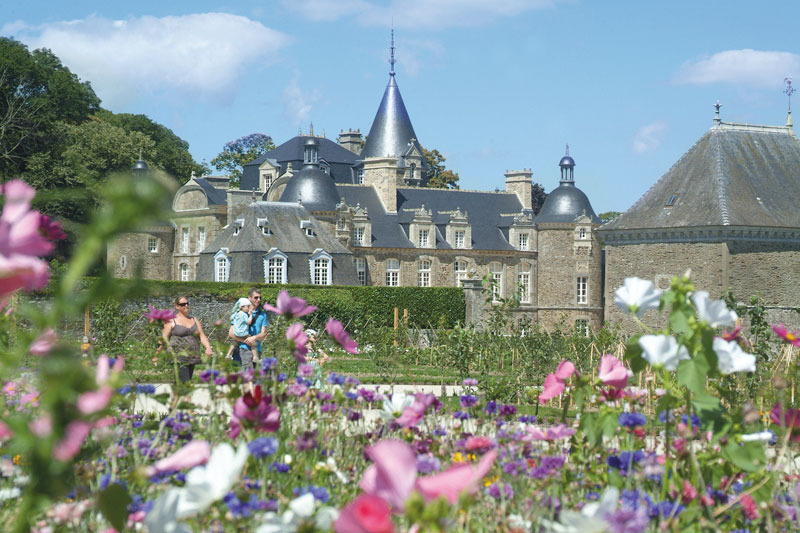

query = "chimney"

[
  {"left": 338, "top": 129, "right": 363, "bottom": 154},
  {"left": 363, "top": 156, "right": 400, "bottom": 212},
  {"left": 505, "top": 169, "right": 533, "bottom": 210}
]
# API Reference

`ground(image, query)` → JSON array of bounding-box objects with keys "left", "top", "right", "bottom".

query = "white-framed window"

[
  {"left": 309, "top": 249, "right": 332, "bottom": 285},
  {"left": 518, "top": 272, "right": 531, "bottom": 303},
  {"left": 356, "top": 258, "right": 367, "bottom": 286},
  {"left": 579, "top": 227, "right": 587, "bottom": 239},
  {"left": 575, "top": 319, "right": 590, "bottom": 337},
  {"left": 264, "top": 248, "right": 288, "bottom": 284},
  {"left": 418, "top": 229, "right": 429, "bottom": 248},
  {"left": 418, "top": 259, "right": 431, "bottom": 287},
  {"left": 353, "top": 227, "right": 364, "bottom": 245},
  {"left": 180, "top": 263, "right": 189, "bottom": 281},
  {"left": 197, "top": 227, "right": 206, "bottom": 252},
  {"left": 490, "top": 262, "right": 503, "bottom": 302},
  {"left": 148, "top": 237, "right": 158, "bottom": 253},
  {"left": 320, "top": 163, "right": 330, "bottom": 174},
  {"left": 214, "top": 249, "right": 230, "bottom": 282},
  {"left": 454, "top": 260, "right": 467, "bottom": 286},
  {"left": 386, "top": 259, "right": 400, "bottom": 287},
  {"left": 337, "top": 218, "right": 346, "bottom": 230},
  {"left": 181, "top": 227, "right": 189, "bottom": 253},
  {"left": 577, "top": 276, "right": 588, "bottom": 304},
  {"left": 263, "top": 174, "right": 273, "bottom": 189},
  {"left": 357, "top": 169, "right": 364, "bottom": 184},
  {"left": 518, "top": 233, "right": 529, "bottom": 251},
  {"left": 454, "top": 230, "right": 465, "bottom": 249}
]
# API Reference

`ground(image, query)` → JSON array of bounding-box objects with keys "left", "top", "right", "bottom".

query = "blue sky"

[{"left": 4, "top": 1, "right": 800, "bottom": 214}]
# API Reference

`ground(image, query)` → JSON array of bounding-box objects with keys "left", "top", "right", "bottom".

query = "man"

[{"left": 229, "top": 287, "right": 268, "bottom": 371}]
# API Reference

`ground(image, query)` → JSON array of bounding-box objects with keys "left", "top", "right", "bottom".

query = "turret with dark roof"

[
  {"left": 535, "top": 148, "right": 600, "bottom": 224},
  {"left": 279, "top": 137, "right": 341, "bottom": 211}
]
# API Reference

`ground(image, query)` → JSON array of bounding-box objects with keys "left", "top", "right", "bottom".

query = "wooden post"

[
  {"left": 393, "top": 307, "right": 399, "bottom": 347},
  {"left": 81, "top": 306, "right": 92, "bottom": 354},
  {"left": 403, "top": 308, "right": 408, "bottom": 326}
]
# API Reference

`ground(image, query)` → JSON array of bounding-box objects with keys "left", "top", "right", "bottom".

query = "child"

[
  {"left": 305, "top": 329, "right": 330, "bottom": 388},
  {"left": 231, "top": 297, "right": 253, "bottom": 339}
]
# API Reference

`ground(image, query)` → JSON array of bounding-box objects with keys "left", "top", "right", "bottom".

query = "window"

[
  {"left": 267, "top": 257, "right": 285, "bottom": 284},
  {"left": 454, "top": 260, "right": 467, "bottom": 286},
  {"left": 579, "top": 227, "right": 587, "bottom": 240},
  {"left": 418, "top": 260, "right": 431, "bottom": 287},
  {"left": 518, "top": 272, "right": 530, "bottom": 303},
  {"left": 353, "top": 227, "right": 364, "bottom": 245},
  {"left": 263, "top": 174, "right": 273, "bottom": 189},
  {"left": 180, "top": 263, "right": 189, "bottom": 281},
  {"left": 666, "top": 194, "right": 678, "bottom": 206},
  {"left": 337, "top": 218, "right": 346, "bottom": 230},
  {"left": 575, "top": 319, "right": 590, "bottom": 338},
  {"left": 454, "top": 230, "right": 465, "bottom": 249},
  {"left": 214, "top": 250, "right": 230, "bottom": 282},
  {"left": 181, "top": 228, "right": 189, "bottom": 253},
  {"left": 197, "top": 227, "right": 206, "bottom": 251},
  {"left": 518, "top": 233, "right": 529, "bottom": 251},
  {"left": 305, "top": 227, "right": 314, "bottom": 237},
  {"left": 357, "top": 169, "right": 364, "bottom": 185},
  {"left": 148, "top": 237, "right": 158, "bottom": 253},
  {"left": 309, "top": 249, "right": 332, "bottom": 285},
  {"left": 490, "top": 263, "right": 503, "bottom": 302},
  {"left": 418, "top": 229, "right": 429, "bottom": 248},
  {"left": 356, "top": 258, "right": 367, "bottom": 286},
  {"left": 262, "top": 225, "right": 271, "bottom": 236},
  {"left": 577, "top": 276, "right": 588, "bottom": 304},
  {"left": 233, "top": 225, "right": 241, "bottom": 236},
  {"left": 120, "top": 255, "right": 127, "bottom": 271},
  {"left": 320, "top": 163, "right": 330, "bottom": 174},
  {"left": 386, "top": 259, "right": 400, "bottom": 286}
]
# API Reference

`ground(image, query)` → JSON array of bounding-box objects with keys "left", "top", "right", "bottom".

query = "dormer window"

[
  {"left": 233, "top": 219, "right": 244, "bottom": 236},
  {"left": 418, "top": 229, "right": 429, "bottom": 248},
  {"left": 257, "top": 218, "right": 271, "bottom": 236},
  {"left": 353, "top": 227, "right": 364, "bottom": 245},
  {"left": 304, "top": 145, "right": 318, "bottom": 164},
  {"left": 455, "top": 231, "right": 465, "bottom": 249},
  {"left": 518, "top": 233, "right": 529, "bottom": 251},
  {"left": 337, "top": 218, "right": 346, "bottom": 230},
  {"left": 666, "top": 194, "right": 678, "bottom": 206},
  {"left": 357, "top": 169, "right": 364, "bottom": 184},
  {"left": 300, "top": 220, "right": 314, "bottom": 237},
  {"left": 579, "top": 227, "right": 587, "bottom": 239},
  {"left": 320, "top": 163, "right": 330, "bottom": 174}
]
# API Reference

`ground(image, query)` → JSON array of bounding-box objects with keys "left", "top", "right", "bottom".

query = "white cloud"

[
  {"left": 673, "top": 49, "right": 800, "bottom": 89},
  {"left": 633, "top": 121, "right": 667, "bottom": 154},
  {"left": 281, "top": 74, "right": 320, "bottom": 128},
  {"left": 2, "top": 13, "right": 291, "bottom": 108},
  {"left": 283, "top": 0, "right": 557, "bottom": 29},
  {"left": 398, "top": 39, "right": 445, "bottom": 76}
]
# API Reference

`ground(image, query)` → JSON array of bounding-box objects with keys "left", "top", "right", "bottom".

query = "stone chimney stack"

[
  {"left": 338, "top": 129, "right": 363, "bottom": 154},
  {"left": 363, "top": 156, "right": 400, "bottom": 212},
  {"left": 505, "top": 168, "right": 533, "bottom": 210}
]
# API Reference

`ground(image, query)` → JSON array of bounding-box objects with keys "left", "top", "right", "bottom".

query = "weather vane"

[
  {"left": 565, "top": 143, "right": 569, "bottom": 156},
  {"left": 389, "top": 28, "right": 396, "bottom": 75},
  {"left": 785, "top": 77, "right": 795, "bottom": 110}
]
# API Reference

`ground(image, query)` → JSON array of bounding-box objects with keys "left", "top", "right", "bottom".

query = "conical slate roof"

[
  {"left": 360, "top": 73, "right": 427, "bottom": 168},
  {"left": 603, "top": 122, "right": 800, "bottom": 230}
]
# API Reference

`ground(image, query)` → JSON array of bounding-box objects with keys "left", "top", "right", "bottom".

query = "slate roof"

[
  {"left": 360, "top": 73, "right": 427, "bottom": 169},
  {"left": 193, "top": 177, "right": 227, "bottom": 206},
  {"left": 201, "top": 202, "right": 351, "bottom": 255},
  {"left": 240, "top": 136, "right": 359, "bottom": 191},
  {"left": 279, "top": 164, "right": 341, "bottom": 211},
  {"left": 535, "top": 182, "right": 600, "bottom": 224},
  {"left": 336, "top": 185, "right": 527, "bottom": 251},
  {"left": 603, "top": 122, "right": 800, "bottom": 231}
]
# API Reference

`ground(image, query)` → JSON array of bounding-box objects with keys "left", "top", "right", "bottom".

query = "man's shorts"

[{"left": 239, "top": 346, "right": 254, "bottom": 372}]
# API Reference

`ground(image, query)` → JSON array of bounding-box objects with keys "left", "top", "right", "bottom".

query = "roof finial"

[
  {"left": 389, "top": 28, "right": 396, "bottom": 76},
  {"left": 785, "top": 76, "right": 795, "bottom": 127},
  {"left": 713, "top": 101, "right": 722, "bottom": 125},
  {"left": 565, "top": 143, "right": 569, "bottom": 156},
  {"left": 309, "top": 122, "right": 314, "bottom": 136}
]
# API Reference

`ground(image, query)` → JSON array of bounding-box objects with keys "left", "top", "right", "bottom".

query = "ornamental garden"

[{"left": 2, "top": 176, "right": 800, "bottom": 532}]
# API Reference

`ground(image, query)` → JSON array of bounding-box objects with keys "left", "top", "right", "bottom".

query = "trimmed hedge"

[{"left": 76, "top": 279, "right": 465, "bottom": 329}]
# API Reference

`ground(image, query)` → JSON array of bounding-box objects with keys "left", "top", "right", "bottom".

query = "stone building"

[{"left": 600, "top": 106, "right": 800, "bottom": 331}]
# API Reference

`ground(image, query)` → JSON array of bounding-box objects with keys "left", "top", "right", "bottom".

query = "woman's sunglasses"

[{"left": 177, "top": 302, "right": 189, "bottom": 307}]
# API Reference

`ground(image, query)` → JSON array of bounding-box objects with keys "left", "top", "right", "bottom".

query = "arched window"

[
  {"left": 214, "top": 249, "right": 230, "bottom": 282},
  {"left": 180, "top": 263, "right": 189, "bottom": 281},
  {"left": 264, "top": 248, "right": 288, "bottom": 284},
  {"left": 309, "top": 249, "right": 332, "bottom": 285}
]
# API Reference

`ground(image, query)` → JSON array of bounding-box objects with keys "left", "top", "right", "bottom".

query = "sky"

[{"left": 3, "top": 1, "right": 800, "bottom": 214}]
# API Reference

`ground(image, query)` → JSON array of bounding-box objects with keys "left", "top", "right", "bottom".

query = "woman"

[{"left": 162, "top": 296, "right": 213, "bottom": 382}]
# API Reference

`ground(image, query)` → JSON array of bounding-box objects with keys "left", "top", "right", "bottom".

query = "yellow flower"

[
  {"left": 452, "top": 452, "right": 466, "bottom": 463},
  {"left": 484, "top": 475, "right": 499, "bottom": 487},
  {"left": 13, "top": 455, "right": 21, "bottom": 465}
]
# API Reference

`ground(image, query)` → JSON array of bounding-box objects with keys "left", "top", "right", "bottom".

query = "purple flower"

[
  {"left": 325, "top": 318, "right": 359, "bottom": 354},
  {"left": 346, "top": 409, "right": 362, "bottom": 421},
  {"left": 487, "top": 482, "right": 514, "bottom": 500},
  {"left": 618, "top": 412, "right": 647, "bottom": 428},
  {"left": 485, "top": 401, "right": 498, "bottom": 414},
  {"left": 295, "top": 430, "right": 317, "bottom": 451},
  {"left": 518, "top": 415, "right": 537, "bottom": 424},
  {"left": 269, "top": 462, "right": 290, "bottom": 473},
  {"left": 326, "top": 373, "right": 346, "bottom": 385},
  {"left": 358, "top": 388, "right": 378, "bottom": 402},
  {"left": 287, "top": 383, "right": 308, "bottom": 396},
  {"left": 298, "top": 364, "right": 314, "bottom": 377},
  {"left": 277, "top": 373, "right": 287, "bottom": 382},
  {"left": 262, "top": 357, "right": 278, "bottom": 370},
  {"left": 286, "top": 323, "right": 308, "bottom": 363},
  {"left": 263, "top": 290, "right": 317, "bottom": 317},
  {"left": 462, "top": 378, "right": 478, "bottom": 386},
  {"left": 416, "top": 454, "right": 441, "bottom": 474},
  {"left": 200, "top": 369, "right": 219, "bottom": 383},
  {"left": 213, "top": 375, "right": 227, "bottom": 386},
  {"left": 143, "top": 305, "right": 176, "bottom": 324},
  {"left": 453, "top": 410, "right": 471, "bottom": 420},
  {"left": 321, "top": 402, "right": 338, "bottom": 413},
  {"left": 293, "top": 485, "right": 330, "bottom": 503},
  {"left": 460, "top": 394, "right": 478, "bottom": 408},
  {"left": 605, "top": 507, "right": 650, "bottom": 533},
  {"left": 499, "top": 404, "right": 517, "bottom": 416},
  {"left": 248, "top": 437, "right": 278, "bottom": 458}
]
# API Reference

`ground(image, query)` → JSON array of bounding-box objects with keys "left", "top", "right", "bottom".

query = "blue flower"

[
  {"left": 681, "top": 413, "right": 701, "bottom": 428},
  {"left": 269, "top": 462, "right": 290, "bottom": 473},
  {"left": 518, "top": 415, "right": 537, "bottom": 424},
  {"left": 460, "top": 394, "right": 478, "bottom": 408},
  {"left": 277, "top": 373, "right": 287, "bottom": 382},
  {"left": 117, "top": 385, "right": 132, "bottom": 394},
  {"left": 262, "top": 357, "right": 278, "bottom": 370},
  {"left": 618, "top": 412, "right": 647, "bottom": 428},
  {"left": 136, "top": 384, "right": 156, "bottom": 394},
  {"left": 248, "top": 437, "right": 278, "bottom": 458},
  {"left": 485, "top": 400, "right": 498, "bottom": 414},
  {"left": 326, "top": 373, "right": 346, "bottom": 385},
  {"left": 453, "top": 411, "right": 471, "bottom": 420},
  {"left": 293, "top": 485, "right": 330, "bottom": 503}
]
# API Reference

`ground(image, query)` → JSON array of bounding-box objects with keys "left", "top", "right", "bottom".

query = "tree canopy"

[
  {"left": 598, "top": 211, "right": 622, "bottom": 223},
  {"left": 531, "top": 183, "right": 547, "bottom": 215},
  {"left": 211, "top": 133, "right": 275, "bottom": 186},
  {"left": 423, "top": 148, "right": 459, "bottom": 189}
]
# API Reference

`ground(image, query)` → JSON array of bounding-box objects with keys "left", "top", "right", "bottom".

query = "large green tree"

[
  {"left": 531, "top": 182, "right": 547, "bottom": 215},
  {"left": 423, "top": 148, "right": 459, "bottom": 189},
  {"left": 211, "top": 133, "right": 274, "bottom": 186}
]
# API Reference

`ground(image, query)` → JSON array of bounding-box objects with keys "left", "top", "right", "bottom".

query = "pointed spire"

[
  {"left": 785, "top": 77, "right": 795, "bottom": 127},
  {"left": 389, "top": 28, "right": 396, "bottom": 77}
]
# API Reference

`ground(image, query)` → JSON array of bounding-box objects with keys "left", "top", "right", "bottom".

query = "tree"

[
  {"left": 423, "top": 148, "right": 459, "bottom": 189},
  {"left": 598, "top": 211, "right": 622, "bottom": 223},
  {"left": 531, "top": 183, "right": 547, "bottom": 215},
  {"left": 211, "top": 133, "right": 274, "bottom": 186}
]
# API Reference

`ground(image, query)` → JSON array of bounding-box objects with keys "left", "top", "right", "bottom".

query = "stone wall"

[
  {"left": 727, "top": 241, "right": 800, "bottom": 307},
  {"left": 172, "top": 214, "right": 226, "bottom": 281},
  {"left": 107, "top": 228, "right": 175, "bottom": 280}
]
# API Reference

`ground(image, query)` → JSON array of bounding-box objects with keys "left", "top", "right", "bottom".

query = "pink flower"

[
  {"left": 740, "top": 493, "right": 759, "bottom": 520},
  {"left": 228, "top": 386, "right": 280, "bottom": 438},
  {"left": 143, "top": 304, "right": 176, "bottom": 324},
  {"left": 19, "top": 391, "right": 39, "bottom": 408},
  {"left": 360, "top": 439, "right": 417, "bottom": 511},
  {"left": 49, "top": 500, "right": 91, "bottom": 525},
  {"left": 94, "top": 416, "right": 116, "bottom": 430},
  {"left": 263, "top": 290, "right": 317, "bottom": 317},
  {"left": 29, "top": 328, "right": 57, "bottom": 356},
  {"left": 554, "top": 360, "right": 576, "bottom": 380},
  {"left": 597, "top": 354, "right": 629, "bottom": 389},
  {"left": 29, "top": 414, "right": 52, "bottom": 437},
  {"left": 0, "top": 180, "right": 55, "bottom": 257},
  {"left": 144, "top": 440, "right": 211, "bottom": 477},
  {"left": 771, "top": 403, "right": 800, "bottom": 442},
  {"left": 414, "top": 448, "right": 497, "bottom": 504},
  {"left": 77, "top": 386, "right": 113, "bottom": 415},
  {"left": 681, "top": 480, "right": 698, "bottom": 504},
  {"left": 38, "top": 213, "right": 66, "bottom": 242},
  {"left": 396, "top": 393, "right": 435, "bottom": 428},
  {"left": 2, "top": 381, "right": 16, "bottom": 396},
  {"left": 335, "top": 493, "right": 395, "bottom": 533},
  {"left": 523, "top": 424, "right": 576, "bottom": 441},
  {"left": 773, "top": 324, "right": 800, "bottom": 347},
  {"left": 286, "top": 323, "right": 308, "bottom": 363},
  {"left": 0, "top": 254, "right": 49, "bottom": 299},
  {"left": 95, "top": 355, "right": 124, "bottom": 385},
  {"left": 53, "top": 420, "right": 93, "bottom": 461},
  {"left": 464, "top": 436, "right": 494, "bottom": 452},
  {"left": 326, "top": 317, "right": 359, "bottom": 354},
  {"left": 721, "top": 324, "right": 742, "bottom": 342},
  {"left": 539, "top": 359, "right": 576, "bottom": 405},
  {"left": 0, "top": 421, "right": 12, "bottom": 440}
]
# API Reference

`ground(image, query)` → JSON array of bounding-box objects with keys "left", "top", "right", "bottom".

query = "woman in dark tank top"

[{"left": 161, "top": 295, "right": 214, "bottom": 382}]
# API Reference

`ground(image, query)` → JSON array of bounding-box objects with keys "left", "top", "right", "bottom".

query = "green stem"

[{"left": 661, "top": 369, "right": 671, "bottom": 501}]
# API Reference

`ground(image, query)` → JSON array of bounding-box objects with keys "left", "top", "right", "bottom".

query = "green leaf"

[
  {"left": 625, "top": 335, "right": 646, "bottom": 374},
  {"left": 579, "top": 412, "right": 599, "bottom": 447},
  {"left": 677, "top": 358, "right": 709, "bottom": 394},
  {"left": 601, "top": 411, "right": 619, "bottom": 438},
  {"left": 692, "top": 391, "right": 731, "bottom": 437},
  {"left": 98, "top": 483, "right": 132, "bottom": 531},
  {"left": 722, "top": 441, "right": 765, "bottom": 472},
  {"left": 669, "top": 308, "right": 692, "bottom": 337}
]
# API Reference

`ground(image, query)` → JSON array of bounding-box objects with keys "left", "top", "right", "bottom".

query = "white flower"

[
  {"left": 712, "top": 338, "right": 756, "bottom": 374},
  {"left": 508, "top": 514, "right": 532, "bottom": 530},
  {"left": 614, "top": 277, "right": 662, "bottom": 317},
  {"left": 741, "top": 431, "right": 774, "bottom": 442},
  {"left": 379, "top": 391, "right": 413, "bottom": 421},
  {"left": 543, "top": 487, "right": 618, "bottom": 532},
  {"left": 692, "top": 291, "right": 737, "bottom": 328},
  {"left": 256, "top": 493, "right": 338, "bottom": 533},
  {"left": 638, "top": 335, "right": 690, "bottom": 371},
  {"left": 0, "top": 487, "right": 20, "bottom": 500},
  {"left": 145, "top": 443, "right": 249, "bottom": 533}
]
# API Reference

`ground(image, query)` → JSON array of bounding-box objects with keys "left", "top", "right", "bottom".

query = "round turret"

[
  {"left": 279, "top": 165, "right": 340, "bottom": 211},
  {"left": 133, "top": 159, "right": 149, "bottom": 174},
  {"left": 559, "top": 155, "right": 575, "bottom": 168},
  {"left": 535, "top": 149, "right": 600, "bottom": 223}
]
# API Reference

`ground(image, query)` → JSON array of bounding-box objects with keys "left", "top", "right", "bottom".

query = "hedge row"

[{"left": 80, "top": 279, "right": 466, "bottom": 329}]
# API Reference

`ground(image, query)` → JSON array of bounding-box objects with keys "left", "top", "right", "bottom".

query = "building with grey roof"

[{"left": 600, "top": 108, "right": 800, "bottom": 330}]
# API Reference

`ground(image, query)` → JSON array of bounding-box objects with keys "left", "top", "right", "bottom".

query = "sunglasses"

[
  {"left": 252, "top": 296, "right": 261, "bottom": 300},
  {"left": 177, "top": 302, "right": 189, "bottom": 307}
]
